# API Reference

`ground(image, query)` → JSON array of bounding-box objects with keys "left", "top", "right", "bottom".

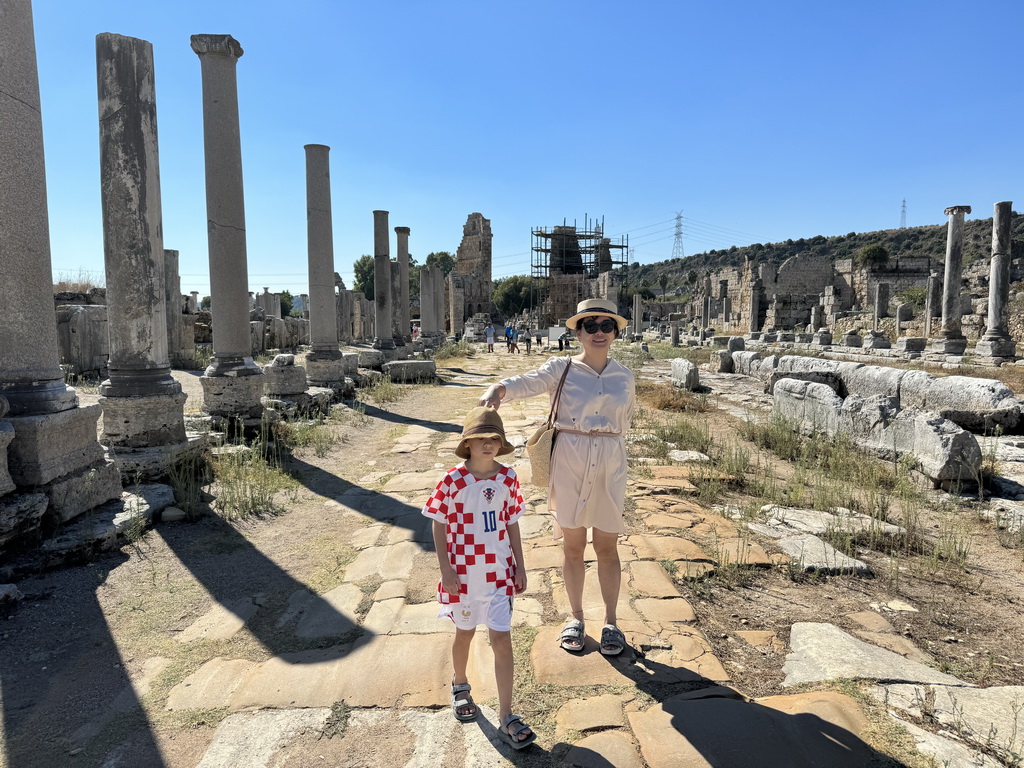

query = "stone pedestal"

[
  {"left": 895, "top": 337, "right": 927, "bottom": 353},
  {"left": 5, "top": 405, "right": 123, "bottom": 523},
  {"left": 811, "top": 331, "right": 832, "bottom": 346},
  {"left": 841, "top": 332, "right": 862, "bottom": 348},
  {"left": 865, "top": 331, "right": 891, "bottom": 350},
  {"left": 306, "top": 357, "right": 347, "bottom": 387},
  {"left": 200, "top": 375, "right": 265, "bottom": 420},
  {"left": 974, "top": 338, "right": 1017, "bottom": 359},
  {"left": 929, "top": 337, "right": 968, "bottom": 355}
]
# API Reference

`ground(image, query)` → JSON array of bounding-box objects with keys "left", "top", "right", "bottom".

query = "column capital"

[
  {"left": 190, "top": 34, "right": 243, "bottom": 59},
  {"left": 944, "top": 205, "right": 972, "bottom": 216},
  {"left": 304, "top": 143, "right": 330, "bottom": 152},
  {"left": 394, "top": 226, "right": 410, "bottom": 235}
]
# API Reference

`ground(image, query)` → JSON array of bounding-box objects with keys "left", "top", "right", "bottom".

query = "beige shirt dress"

[{"left": 499, "top": 355, "right": 636, "bottom": 533}]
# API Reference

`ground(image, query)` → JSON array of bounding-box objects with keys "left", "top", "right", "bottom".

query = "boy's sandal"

[
  {"left": 451, "top": 681, "right": 478, "bottom": 722},
  {"left": 600, "top": 624, "right": 626, "bottom": 656},
  {"left": 559, "top": 619, "right": 585, "bottom": 652},
  {"left": 501, "top": 714, "right": 537, "bottom": 750}
]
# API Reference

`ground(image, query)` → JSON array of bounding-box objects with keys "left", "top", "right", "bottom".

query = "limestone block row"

[{"left": 773, "top": 379, "right": 982, "bottom": 486}]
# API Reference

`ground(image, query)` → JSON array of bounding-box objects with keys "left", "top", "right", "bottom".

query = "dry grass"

[{"left": 636, "top": 380, "right": 711, "bottom": 412}]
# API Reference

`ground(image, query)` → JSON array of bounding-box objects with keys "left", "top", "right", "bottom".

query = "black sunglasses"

[{"left": 581, "top": 318, "right": 617, "bottom": 334}]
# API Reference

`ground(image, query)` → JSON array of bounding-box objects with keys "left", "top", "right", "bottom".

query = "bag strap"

[{"left": 547, "top": 360, "right": 572, "bottom": 429}]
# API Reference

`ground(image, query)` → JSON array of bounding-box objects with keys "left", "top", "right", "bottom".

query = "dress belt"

[{"left": 557, "top": 428, "right": 621, "bottom": 437}]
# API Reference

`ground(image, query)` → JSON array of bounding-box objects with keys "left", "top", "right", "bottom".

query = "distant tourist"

[
  {"left": 510, "top": 326, "right": 521, "bottom": 354},
  {"left": 524, "top": 329, "right": 532, "bottom": 355},
  {"left": 485, "top": 323, "right": 495, "bottom": 353}
]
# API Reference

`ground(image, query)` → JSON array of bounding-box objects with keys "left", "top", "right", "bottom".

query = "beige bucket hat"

[
  {"left": 455, "top": 406, "right": 515, "bottom": 459},
  {"left": 565, "top": 298, "right": 629, "bottom": 331}
]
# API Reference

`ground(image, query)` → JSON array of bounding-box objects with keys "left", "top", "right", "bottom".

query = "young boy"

[{"left": 422, "top": 406, "right": 536, "bottom": 750}]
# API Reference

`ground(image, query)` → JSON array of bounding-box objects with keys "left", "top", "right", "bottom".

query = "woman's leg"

[
  {"left": 561, "top": 526, "right": 588, "bottom": 623},
  {"left": 592, "top": 528, "right": 621, "bottom": 626}
]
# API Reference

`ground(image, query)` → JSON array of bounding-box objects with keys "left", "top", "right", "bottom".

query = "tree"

[
  {"left": 492, "top": 275, "right": 536, "bottom": 318},
  {"left": 686, "top": 270, "right": 698, "bottom": 286},
  {"left": 408, "top": 255, "right": 420, "bottom": 297},
  {"left": 279, "top": 290, "right": 294, "bottom": 318},
  {"left": 200, "top": 295, "right": 211, "bottom": 311},
  {"left": 854, "top": 244, "right": 889, "bottom": 268},
  {"left": 658, "top": 274, "right": 669, "bottom": 297},
  {"left": 352, "top": 254, "right": 374, "bottom": 299},
  {"left": 425, "top": 251, "right": 456, "bottom": 275}
]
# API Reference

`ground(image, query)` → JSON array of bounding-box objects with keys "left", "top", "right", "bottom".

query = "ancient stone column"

[
  {"left": 924, "top": 271, "right": 939, "bottom": 338},
  {"left": 390, "top": 260, "right": 406, "bottom": 348},
  {"left": 372, "top": 210, "right": 396, "bottom": 350},
  {"left": 164, "top": 249, "right": 183, "bottom": 365},
  {"left": 747, "top": 280, "right": 763, "bottom": 335},
  {"left": 932, "top": 205, "right": 971, "bottom": 354},
  {"left": 0, "top": 2, "right": 120, "bottom": 524},
  {"left": 872, "top": 283, "right": 890, "bottom": 331},
  {"left": 420, "top": 265, "right": 441, "bottom": 339},
  {"left": 303, "top": 144, "right": 345, "bottom": 386},
  {"left": 976, "top": 201, "right": 1016, "bottom": 359},
  {"left": 633, "top": 293, "right": 643, "bottom": 336},
  {"left": 191, "top": 33, "right": 263, "bottom": 420},
  {"left": 337, "top": 289, "right": 353, "bottom": 344},
  {"left": 96, "top": 33, "right": 189, "bottom": 477},
  {"left": 395, "top": 226, "right": 411, "bottom": 343},
  {"left": 189, "top": 291, "right": 199, "bottom": 313}
]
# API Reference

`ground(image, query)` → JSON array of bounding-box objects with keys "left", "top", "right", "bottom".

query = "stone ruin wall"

[{"left": 446, "top": 213, "right": 494, "bottom": 335}]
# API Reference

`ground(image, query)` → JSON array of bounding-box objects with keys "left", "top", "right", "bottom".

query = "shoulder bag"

[{"left": 524, "top": 360, "right": 572, "bottom": 488}]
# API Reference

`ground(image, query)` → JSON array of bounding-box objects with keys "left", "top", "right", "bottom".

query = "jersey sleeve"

[
  {"left": 502, "top": 469, "right": 525, "bottom": 525},
  {"left": 422, "top": 472, "right": 452, "bottom": 523}
]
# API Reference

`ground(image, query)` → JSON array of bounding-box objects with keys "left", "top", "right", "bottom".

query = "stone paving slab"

[
  {"left": 635, "top": 597, "right": 697, "bottom": 623},
  {"left": 562, "top": 730, "right": 644, "bottom": 768},
  {"left": 892, "top": 715, "right": 1003, "bottom": 768},
  {"left": 783, "top": 623, "right": 968, "bottom": 687},
  {"left": 852, "top": 631, "right": 932, "bottom": 664},
  {"left": 531, "top": 627, "right": 635, "bottom": 687},
  {"left": 166, "top": 657, "right": 259, "bottom": 710},
  {"left": 877, "top": 683, "right": 1024, "bottom": 760},
  {"left": 714, "top": 537, "right": 772, "bottom": 567},
  {"left": 295, "top": 583, "right": 364, "bottom": 638},
  {"left": 777, "top": 533, "right": 870, "bottom": 575},
  {"left": 628, "top": 560, "right": 680, "bottom": 598},
  {"left": 195, "top": 708, "right": 331, "bottom": 768},
  {"left": 350, "top": 523, "right": 384, "bottom": 549},
  {"left": 555, "top": 692, "right": 631, "bottom": 733},
  {"left": 524, "top": 542, "right": 564, "bottom": 569},
  {"left": 344, "top": 541, "right": 419, "bottom": 582},
  {"left": 626, "top": 535, "right": 714, "bottom": 562},
  {"left": 639, "top": 631, "right": 730, "bottom": 683},
  {"left": 627, "top": 690, "right": 875, "bottom": 768},
  {"left": 363, "top": 597, "right": 404, "bottom": 634},
  {"left": 736, "top": 630, "right": 785, "bottom": 653},
  {"left": 390, "top": 601, "right": 450, "bottom": 634},
  {"left": 177, "top": 597, "right": 259, "bottom": 643},
  {"left": 642, "top": 512, "right": 700, "bottom": 531}
]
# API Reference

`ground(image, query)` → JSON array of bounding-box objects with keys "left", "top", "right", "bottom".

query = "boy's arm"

[
  {"left": 432, "top": 520, "right": 460, "bottom": 596},
  {"left": 507, "top": 522, "right": 528, "bottom": 594}
]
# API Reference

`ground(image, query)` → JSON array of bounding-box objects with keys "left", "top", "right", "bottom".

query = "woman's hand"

[{"left": 479, "top": 384, "right": 506, "bottom": 409}]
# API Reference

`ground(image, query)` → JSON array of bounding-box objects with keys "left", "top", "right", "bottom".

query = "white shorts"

[{"left": 440, "top": 592, "right": 514, "bottom": 632}]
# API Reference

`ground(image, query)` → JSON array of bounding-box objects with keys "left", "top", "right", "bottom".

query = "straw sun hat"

[
  {"left": 565, "top": 298, "right": 629, "bottom": 331},
  {"left": 455, "top": 406, "right": 516, "bottom": 460}
]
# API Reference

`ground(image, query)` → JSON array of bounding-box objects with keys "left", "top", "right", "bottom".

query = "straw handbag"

[{"left": 525, "top": 361, "right": 572, "bottom": 487}]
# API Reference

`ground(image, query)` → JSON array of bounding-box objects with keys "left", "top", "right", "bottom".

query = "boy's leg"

[
  {"left": 452, "top": 626, "right": 475, "bottom": 685},
  {"left": 490, "top": 628, "right": 513, "bottom": 722}
]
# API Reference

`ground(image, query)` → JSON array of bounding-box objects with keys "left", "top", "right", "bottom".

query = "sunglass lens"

[{"left": 582, "top": 319, "right": 616, "bottom": 333}]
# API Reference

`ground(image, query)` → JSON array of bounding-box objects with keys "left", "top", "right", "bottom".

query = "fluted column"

[
  {"left": 372, "top": 210, "right": 396, "bottom": 350},
  {"left": 395, "top": 226, "right": 411, "bottom": 343},
  {"left": 191, "top": 34, "right": 261, "bottom": 377}
]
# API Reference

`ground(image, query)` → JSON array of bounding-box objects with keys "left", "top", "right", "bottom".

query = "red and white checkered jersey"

[{"left": 422, "top": 464, "right": 524, "bottom": 606}]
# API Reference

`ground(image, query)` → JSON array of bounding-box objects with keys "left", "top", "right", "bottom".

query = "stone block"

[
  {"left": 975, "top": 338, "right": 1018, "bottom": 358},
  {"left": 382, "top": 360, "right": 436, "bottom": 383},
  {"left": 670, "top": 359, "right": 700, "bottom": 391},
  {"left": 726, "top": 336, "right": 745, "bottom": 352},
  {"left": 55, "top": 304, "right": 108, "bottom": 375},
  {"left": 261, "top": 364, "right": 308, "bottom": 395},
  {"left": 0, "top": 492, "right": 48, "bottom": 547},
  {"left": 929, "top": 337, "right": 967, "bottom": 355},
  {"left": 43, "top": 460, "right": 123, "bottom": 524},
  {"left": 895, "top": 337, "right": 926, "bottom": 353},
  {"left": 864, "top": 333, "right": 891, "bottom": 349},
  {"left": 842, "top": 365, "right": 905, "bottom": 399},
  {"left": 6, "top": 404, "right": 106, "bottom": 486},
  {"left": 0, "top": 422, "right": 14, "bottom": 496},
  {"left": 708, "top": 350, "right": 733, "bottom": 374},
  {"left": 795, "top": 333, "right": 813, "bottom": 343},
  {"left": 711, "top": 336, "right": 730, "bottom": 348},
  {"left": 99, "top": 391, "right": 188, "bottom": 449},
  {"left": 773, "top": 379, "right": 842, "bottom": 435},
  {"left": 732, "top": 351, "right": 761, "bottom": 376},
  {"left": 911, "top": 375, "right": 1019, "bottom": 433},
  {"left": 305, "top": 357, "right": 346, "bottom": 386},
  {"left": 200, "top": 374, "right": 265, "bottom": 419},
  {"left": 765, "top": 370, "right": 842, "bottom": 396},
  {"left": 841, "top": 332, "right": 862, "bottom": 348},
  {"left": 811, "top": 331, "right": 832, "bottom": 345},
  {"left": 357, "top": 349, "right": 385, "bottom": 369}
]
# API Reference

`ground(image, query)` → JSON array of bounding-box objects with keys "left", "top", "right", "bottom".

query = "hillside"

[{"left": 620, "top": 211, "right": 1024, "bottom": 292}]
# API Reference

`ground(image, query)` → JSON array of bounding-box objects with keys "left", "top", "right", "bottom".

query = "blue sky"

[{"left": 32, "top": 0, "right": 1023, "bottom": 297}]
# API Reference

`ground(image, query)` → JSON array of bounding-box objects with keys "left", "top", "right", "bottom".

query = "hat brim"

[
  {"left": 565, "top": 309, "right": 629, "bottom": 331},
  {"left": 455, "top": 432, "right": 516, "bottom": 460}
]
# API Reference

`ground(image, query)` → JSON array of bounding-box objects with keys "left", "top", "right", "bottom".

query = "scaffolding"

[{"left": 530, "top": 215, "right": 629, "bottom": 324}]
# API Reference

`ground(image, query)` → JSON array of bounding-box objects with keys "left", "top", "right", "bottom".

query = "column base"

[
  {"left": 200, "top": 374, "right": 265, "bottom": 419},
  {"left": 0, "top": 379, "right": 79, "bottom": 417},
  {"left": 99, "top": 367, "right": 182, "bottom": 397},
  {"left": 372, "top": 337, "right": 396, "bottom": 351},
  {"left": 975, "top": 338, "right": 1017, "bottom": 358},
  {"left": 41, "top": 460, "right": 123, "bottom": 525},
  {"left": 929, "top": 337, "right": 967, "bottom": 355},
  {"left": 204, "top": 356, "right": 264, "bottom": 377},
  {"left": 99, "top": 391, "right": 188, "bottom": 449},
  {"left": 306, "top": 358, "right": 347, "bottom": 386},
  {"left": 811, "top": 332, "right": 832, "bottom": 346},
  {"left": 865, "top": 332, "right": 891, "bottom": 349},
  {"left": 895, "top": 337, "right": 927, "bottom": 353},
  {"left": 262, "top": 364, "right": 308, "bottom": 396},
  {"left": 105, "top": 434, "right": 206, "bottom": 481},
  {"left": 6, "top": 404, "right": 108, "bottom": 486}
]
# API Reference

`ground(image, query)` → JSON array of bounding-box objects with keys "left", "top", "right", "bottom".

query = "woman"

[{"left": 479, "top": 298, "right": 635, "bottom": 656}]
